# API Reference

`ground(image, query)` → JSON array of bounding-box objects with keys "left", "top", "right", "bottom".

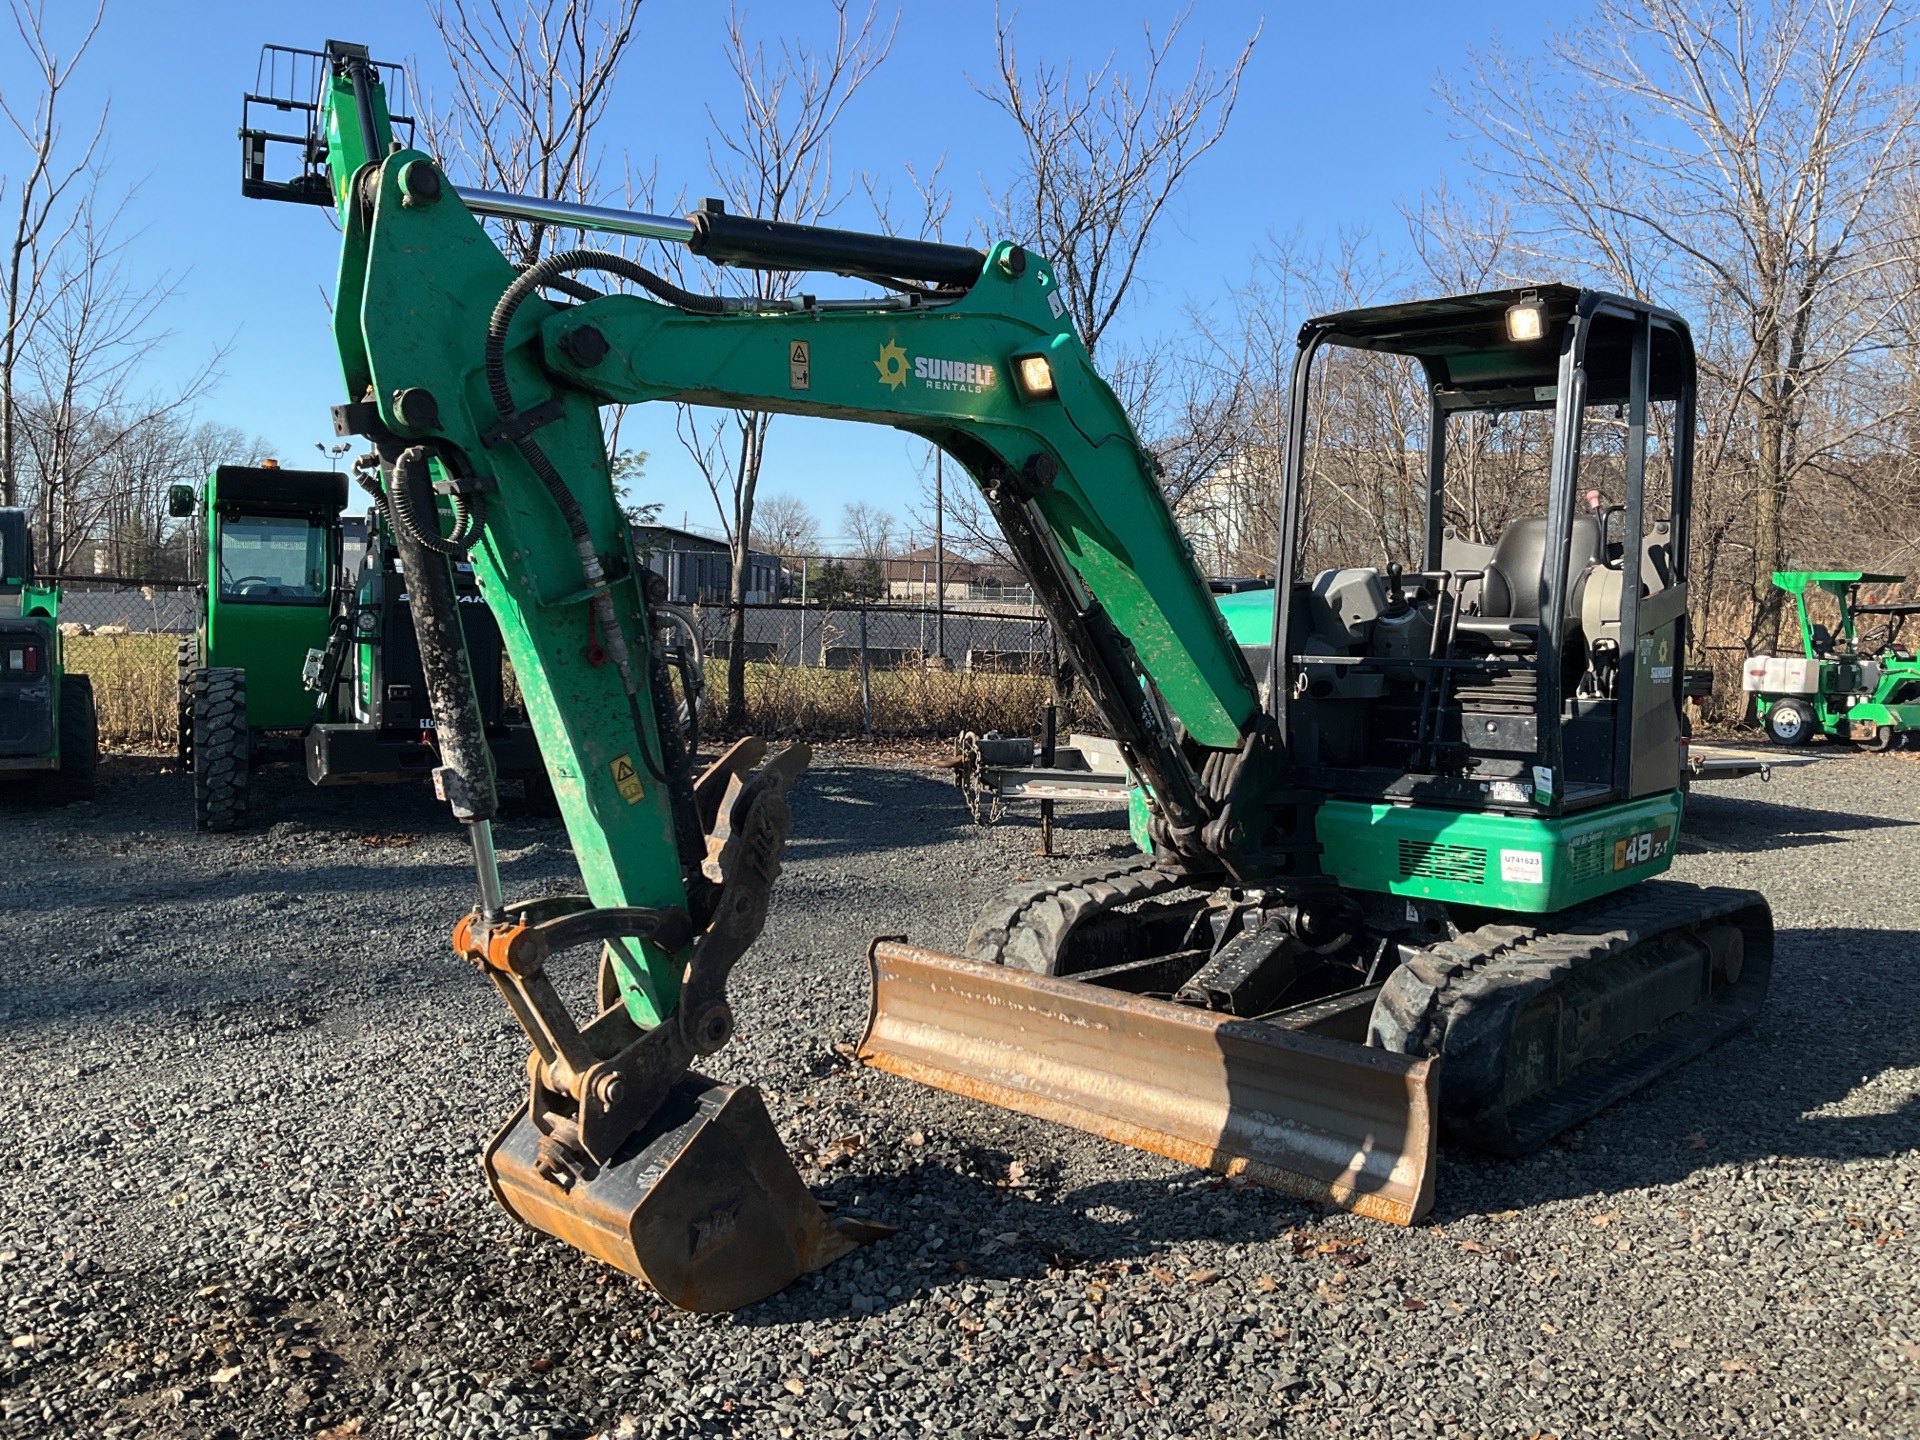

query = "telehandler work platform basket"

[{"left": 860, "top": 941, "right": 1438, "bottom": 1225}]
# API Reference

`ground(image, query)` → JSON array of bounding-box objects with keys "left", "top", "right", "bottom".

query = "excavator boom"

[{"left": 246, "top": 41, "right": 1366, "bottom": 1308}]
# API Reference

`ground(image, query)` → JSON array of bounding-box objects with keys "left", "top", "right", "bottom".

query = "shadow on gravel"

[
  {"left": 1435, "top": 924, "right": 1920, "bottom": 1216},
  {"left": 787, "top": 764, "right": 1121, "bottom": 860},
  {"left": 1681, "top": 792, "right": 1915, "bottom": 851},
  {"left": 734, "top": 1158, "right": 1323, "bottom": 1326}
]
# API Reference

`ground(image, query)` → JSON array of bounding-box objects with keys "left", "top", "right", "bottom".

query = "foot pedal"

[{"left": 484, "top": 1074, "right": 882, "bottom": 1312}]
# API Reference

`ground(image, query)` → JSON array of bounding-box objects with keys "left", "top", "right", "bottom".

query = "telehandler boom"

[{"left": 242, "top": 42, "right": 1772, "bottom": 1311}]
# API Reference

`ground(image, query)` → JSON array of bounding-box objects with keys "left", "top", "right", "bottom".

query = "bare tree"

[
  {"left": 1443, "top": 0, "right": 1920, "bottom": 650},
  {"left": 14, "top": 187, "right": 220, "bottom": 573},
  {"left": 0, "top": 0, "right": 106, "bottom": 509},
  {"left": 102, "top": 419, "right": 268, "bottom": 578},
  {"left": 420, "top": 0, "right": 646, "bottom": 266},
  {"left": 977, "top": 4, "right": 1258, "bottom": 360},
  {"left": 675, "top": 0, "right": 895, "bottom": 728},
  {"left": 749, "top": 491, "right": 820, "bottom": 557},
  {"left": 840, "top": 499, "right": 897, "bottom": 559},
  {"left": 974, "top": 4, "right": 1257, "bottom": 590}
]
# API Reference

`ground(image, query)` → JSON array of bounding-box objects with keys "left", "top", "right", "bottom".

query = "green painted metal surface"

[
  {"left": 1314, "top": 793, "right": 1685, "bottom": 914},
  {"left": 540, "top": 278, "right": 1256, "bottom": 750},
  {"left": 1213, "top": 588, "right": 1276, "bottom": 648},
  {"left": 197, "top": 472, "right": 339, "bottom": 731}
]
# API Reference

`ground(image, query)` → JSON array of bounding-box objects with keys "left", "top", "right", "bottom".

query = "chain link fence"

[
  {"left": 685, "top": 600, "right": 1058, "bottom": 674},
  {"left": 42, "top": 581, "right": 196, "bottom": 633}
]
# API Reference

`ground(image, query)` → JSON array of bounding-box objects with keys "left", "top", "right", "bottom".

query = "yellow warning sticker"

[
  {"left": 789, "top": 339, "right": 811, "bottom": 390},
  {"left": 610, "top": 753, "right": 644, "bottom": 804}
]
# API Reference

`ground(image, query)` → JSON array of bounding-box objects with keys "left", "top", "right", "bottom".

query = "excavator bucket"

[
  {"left": 485, "top": 1074, "right": 874, "bottom": 1313},
  {"left": 861, "top": 942, "right": 1437, "bottom": 1225}
]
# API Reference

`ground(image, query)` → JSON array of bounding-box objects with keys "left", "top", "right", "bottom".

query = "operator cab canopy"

[{"left": 1302, "top": 282, "right": 1692, "bottom": 411}]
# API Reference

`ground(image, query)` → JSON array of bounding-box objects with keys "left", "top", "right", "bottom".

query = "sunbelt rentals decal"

[{"left": 875, "top": 339, "right": 998, "bottom": 395}]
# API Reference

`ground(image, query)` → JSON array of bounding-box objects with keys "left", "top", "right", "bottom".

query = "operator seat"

[{"left": 1454, "top": 515, "right": 1602, "bottom": 649}]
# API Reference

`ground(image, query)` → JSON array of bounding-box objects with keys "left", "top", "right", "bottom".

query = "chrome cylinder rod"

[
  {"left": 467, "top": 819, "right": 507, "bottom": 923},
  {"left": 453, "top": 186, "right": 696, "bottom": 246}
]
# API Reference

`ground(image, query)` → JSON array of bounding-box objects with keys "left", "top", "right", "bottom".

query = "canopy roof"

[
  {"left": 1303, "top": 283, "right": 1693, "bottom": 410},
  {"left": 1772, "top": 570, "right": 1907, "bottom": 592}
]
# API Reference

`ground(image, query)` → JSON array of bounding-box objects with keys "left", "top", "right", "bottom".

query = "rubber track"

[
  {"left": 192, "top": 667, "right": 250, "bottom": 832},
  {"left": 965, "top": 857, "right": 1190, "bottom": 974},
  {"left": 1370, "top": 880, "right": 1771, "bottom": 1155}
]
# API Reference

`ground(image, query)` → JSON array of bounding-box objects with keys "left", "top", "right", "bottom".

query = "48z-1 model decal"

[{"left": 1613, "top": 825, "right": 1672, "bottom": 871}]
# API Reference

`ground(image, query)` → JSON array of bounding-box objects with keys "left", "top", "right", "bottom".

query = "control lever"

[{"left": 1383, "top": 561, "right": 1410, "bottom": 617}]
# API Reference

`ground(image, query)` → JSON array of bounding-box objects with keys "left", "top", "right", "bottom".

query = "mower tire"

[
  {"left": 191, "top": 667, "right": 250, "bottom": 832},
  {"left": 1765, "top": 698, "right": 1815, "bottom": 746},
  {"left": 38, "top": 674, "right": 99, "bottom": 804}
]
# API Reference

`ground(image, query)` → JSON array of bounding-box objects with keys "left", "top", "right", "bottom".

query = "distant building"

[
  {"left": 631, "top": 524, "right": 781, "bottom": 604},
  {"left": 882, "top": 545, "right": 1026, "bottom": 601}
]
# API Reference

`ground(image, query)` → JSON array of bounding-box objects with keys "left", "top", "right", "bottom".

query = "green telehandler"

[
  {"left": 0, "top": 507, "right": 98, "bottom": 803},
  {"left": 1744, "top": 570, "right": 1920, "bottom": 749},
  {"left": 242, "top": 40, "right": 1774, "bottom": 1312},
  {"left": 167, "top": 462, "right": 555, "bottom": 830}
]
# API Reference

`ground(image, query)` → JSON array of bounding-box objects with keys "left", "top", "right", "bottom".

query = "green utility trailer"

[
  {"left": 0, "top": 508, "right": 97, "bottom": 802},
  {"left": 1745, "top": 570, "right": 1920, "bottom": 750},
  {"left": 168, "top": 464, "right": 546, "bottom": 830}
]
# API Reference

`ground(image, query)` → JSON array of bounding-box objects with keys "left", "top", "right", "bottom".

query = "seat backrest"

[{"left": 1480, "top": 516, "right": 1601, "bottom": 620}]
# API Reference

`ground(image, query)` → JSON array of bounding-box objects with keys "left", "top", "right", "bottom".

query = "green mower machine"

[
  {"left": 1744, "top": 570, "right": 1920, "bottom": 749},
  {"left": 0, "top": 508, "right": 97, "bottom": 803}
]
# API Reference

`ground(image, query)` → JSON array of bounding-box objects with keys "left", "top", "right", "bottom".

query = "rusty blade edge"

[
  {"left": 861, "top": 941, "right": 1436, "bottom": 1227},
  {"left": 859, "top": 1049, "right": 1425, "bottom": 1227}
]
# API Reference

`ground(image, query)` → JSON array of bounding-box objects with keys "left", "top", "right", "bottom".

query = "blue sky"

[{"left": 16, "top": 0, "right": 1566, "bottom": 547}]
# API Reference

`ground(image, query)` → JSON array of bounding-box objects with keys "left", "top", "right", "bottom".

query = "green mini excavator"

[{"left": 242, "top": 41, "right": 1772, "bottom": 1311}]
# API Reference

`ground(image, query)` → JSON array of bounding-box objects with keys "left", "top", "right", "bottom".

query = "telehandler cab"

[{"left": 242, "top": 40, "right": 1773, "bottom": 1312}]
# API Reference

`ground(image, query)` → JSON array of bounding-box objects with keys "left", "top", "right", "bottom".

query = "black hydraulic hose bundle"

[
  {"left": 387, "top": 444, "right": 485, "bottom": 555},
  {"left": 375, "top": 445, "right": 500, "bottom": 829}
]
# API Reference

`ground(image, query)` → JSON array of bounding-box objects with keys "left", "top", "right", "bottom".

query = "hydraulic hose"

[
  {"left": 387, "top": 444, "right": 484, "bottom": 556},
  {"left": 484, "top": 249, "right": 718, "bottom": 873}
]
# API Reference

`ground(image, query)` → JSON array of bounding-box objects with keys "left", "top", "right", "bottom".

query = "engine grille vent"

[
  {"left": 1398, "top": 840, "right": 1486, "bottom": 885},
  {"left": 1568, "top": 836, "right": 1607, "bottom": 882}
]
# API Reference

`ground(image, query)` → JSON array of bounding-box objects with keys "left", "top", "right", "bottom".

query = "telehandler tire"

[
  {"left": 1765, "top": 698, "right": 1814, "bottom": 746},
  {"left": 191, "top": 667, "right": 250, "bottom": 832},
  {"left": 175, "top": 636, "right": 198, "bottom": 769},
  {"left": 38, "top": 674, "right": 99, "bottom": 804}
]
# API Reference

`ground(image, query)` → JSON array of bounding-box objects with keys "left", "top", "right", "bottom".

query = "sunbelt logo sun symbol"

[{"left": 873, "top": 339, "right": 997, "bottom": 394}]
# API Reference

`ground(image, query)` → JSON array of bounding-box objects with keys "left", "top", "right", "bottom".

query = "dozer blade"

[
  {"left": 861, "top": 941, "right": 1437, "bottom": 1225},
  {"left": 485, "top": 1074, "right": 873, "bottom": 1313}
]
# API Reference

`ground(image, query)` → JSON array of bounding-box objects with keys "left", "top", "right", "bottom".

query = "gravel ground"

[{"left": 0, "top": 743, "right": 1915, "bottom": 1440}]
